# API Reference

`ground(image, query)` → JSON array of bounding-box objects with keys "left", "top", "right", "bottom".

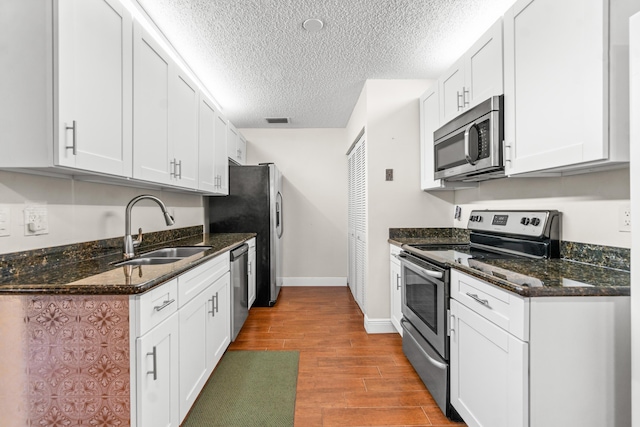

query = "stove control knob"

[
  {"left": 520, "top": 217, "right": 530, "bottom": 226},
  {"left": 476, "top": 216, "right": 483, "bottom": 222},
  {"left": 469, "top": 215, "right": 476, "bottom": 222},
  {"left": 531, "top": 217, "right": 541, "bottom": 226}
]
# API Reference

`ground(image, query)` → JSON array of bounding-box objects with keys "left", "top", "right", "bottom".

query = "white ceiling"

[{"left": 136, "top": 0, "right": 516, "bottom": 128}]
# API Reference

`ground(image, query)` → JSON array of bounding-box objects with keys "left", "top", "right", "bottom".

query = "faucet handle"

[{"left": 133, "top": 227, "right": 143, "bottom": 247}]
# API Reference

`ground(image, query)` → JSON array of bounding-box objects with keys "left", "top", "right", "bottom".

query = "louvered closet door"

[
  {"left": 348, "top": 153, "right": 356, "bottom": 297},
  {"left": 347, "top": 135, "right": 367, "bottom": 311}
]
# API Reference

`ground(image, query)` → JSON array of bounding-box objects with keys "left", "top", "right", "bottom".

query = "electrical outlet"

[
  {"left": 24, "top": 206, "right": 49, "bottom": 236},
  {"left": 0, "top": 207, "right": 10, "bottom": 237},
  {"left": 618, "top": 204, "right": 631, "bottom": 232},
  {"left": 385, "top": 169, "right": 393, "bottom": 181}
]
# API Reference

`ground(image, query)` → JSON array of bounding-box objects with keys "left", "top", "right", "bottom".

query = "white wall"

[
  {"left": 240, "top": 128, "right": 348, "bottom": 282},
  {"left": 454, "top": 168, "right": 631, "bottom": 248},
  {"left": 349, "top": 80, "right": 456, "bottom": 320},
  {"left": 0, "top": 170, "right": 204, "bottom": 254}
]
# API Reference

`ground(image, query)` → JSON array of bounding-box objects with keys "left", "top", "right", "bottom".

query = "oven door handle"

[
  {"left": 400, "top": 257, "right": 444, "bottom": 279},
  {"left": 401, "top": 319, "right": 447, "bottom": 370}
]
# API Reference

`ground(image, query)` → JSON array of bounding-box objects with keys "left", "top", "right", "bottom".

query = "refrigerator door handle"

[{"left": 276, "top": 192, "right": 283, "bottom": 238}]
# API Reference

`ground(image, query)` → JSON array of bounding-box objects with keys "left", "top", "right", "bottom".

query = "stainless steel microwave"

[{"left": 433, "top": 95, "right": 504, "bottom": 182}]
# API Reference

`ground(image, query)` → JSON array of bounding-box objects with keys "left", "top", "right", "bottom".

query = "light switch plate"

[{"left": 385, "top": 169, "right": 393, "bottom": 181}]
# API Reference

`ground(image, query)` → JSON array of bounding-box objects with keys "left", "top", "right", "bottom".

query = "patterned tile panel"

[{"left": 23, "top": 295, "right": 130, "bottom": 426}]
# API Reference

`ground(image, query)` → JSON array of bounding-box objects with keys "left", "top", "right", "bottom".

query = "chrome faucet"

[{"left": 124, "top": 195, "right": 175, "bottom": 259}]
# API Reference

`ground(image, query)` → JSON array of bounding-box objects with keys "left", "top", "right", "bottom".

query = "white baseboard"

[
  {"left": 282, "top": 277, "right": 347, "bottom": 287},
  {"left": 364, "top": 315, "right": 398, "bottom": 334}
]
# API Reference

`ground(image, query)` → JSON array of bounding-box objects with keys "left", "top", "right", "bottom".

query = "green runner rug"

[{"left": 182, "top": 350, "right": 299, "bottom": 427}]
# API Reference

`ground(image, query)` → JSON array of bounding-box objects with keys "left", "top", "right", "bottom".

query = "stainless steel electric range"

[{"left": 398, "top": 210, "right": 561, "bottom": 419}]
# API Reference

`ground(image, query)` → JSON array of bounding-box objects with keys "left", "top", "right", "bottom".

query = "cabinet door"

[
  {"left": 248, "top": 246, "right": 256, "bottom": 308},
  {"left": 170, "top": 68, "right": 199, "bottom": 189},
  {"left": 56, "top": 0, "right": 132, "bottom": 176},
  {"left": 450, "top": 299, "right": 527, "bottom": 427},
  {"left": 389, "top": 255, "right": 402, "bottom": 335},
  {"left": 179, "top": 286, "right": 211, "bottom": 422},
  {"left": 133, "top": 21, "right": 172, "bottom": 184},
  {"left": 207, "top": 271, "right": 231, "bottom": 370},
  {"left": 237, "top": 134, "right": 247, "bottom": 165},
  {"left": 136, "top": 312, "right": 180, "bottom": 427},
  {"left": 214, "top": 112, "right": 229, "bottom": 195},
  {"left": 227, "top": 122, "right": 239, "bottom": 162},
  {"left": 439, "top": 58, "right": 466, "bottom": 124},
  {"left": 504, "top": 0, "right": 606, "bottom": 175},
  {"left": 198, "top": 95, "right": 219, "bottom": 193},
  {"left": 465, "top": 19, "right": 503, "bottom": 109}
]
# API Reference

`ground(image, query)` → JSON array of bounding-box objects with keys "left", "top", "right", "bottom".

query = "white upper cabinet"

[
  {"left": 420, "top": 85, "right": 477, "bottom": 191},
  {"left": 1, "top": 0, "right": 133, "bottom": 177},
  {"left": 215, "top": 112, "right": 230, "bottom": 195},
  {"left": 133, "top": 21, "right": 172, "bottom": 185},
  {"left": 227, "top": 122, "right": 240, "bottom": 162},
  {"left": 56, "top": 0, "right": 133, "bottom": 176},
  {"left": 439, "top": 19, "right": 503, "bottom": 125},
  {"left": 503, "top": 0, "right": 635, "bottom": 175},
  {"left": 226, "top": 122, "right": 247, "bottom": 165},
  {"left": 133, "top": 21, "right": 199, "bottom": 189},
  {"left": 237, "top": 134, "right": 248, "bottom": 165},
  {"left": 170, "top": 68, "right": 199, "bottom": 189},
  {"left": 198, "top": 94, "right": 228, "bottom": 195}
]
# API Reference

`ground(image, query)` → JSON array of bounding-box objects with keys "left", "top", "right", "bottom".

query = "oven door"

[{"left": 400, "top": 253, "right": 448, "bottom": 359}]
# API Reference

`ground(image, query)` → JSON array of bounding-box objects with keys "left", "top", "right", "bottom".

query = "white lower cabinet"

[
  {"left": 450, "top": 299, "right": 527, "bottom": 427},
  {"left": 389, "top": 245, "right": 402, "bottom": 335},
  {"left": 207, "top": 272, "right": 231, "bottom": 368},
  {"left": 136, "top": 314, "right": 180, "bottom": 427},
  {"left": 134, "top": 278, "right": 180, "bottom": 427},
  {"left": 248, "top": 238, "right": 256, "bottom": 308},
  {"left": 450, "top": 270, "right": 631, "bottom": 427},
  {"left": 132, "top": 253, "right": 235, "bottom": 427},
  {"left": 179, "top": 272, "right": 230, "bottom": 422}
]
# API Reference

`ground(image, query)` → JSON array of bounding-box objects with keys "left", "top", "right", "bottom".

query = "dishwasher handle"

[{"left": 230, "top": 243, "right": 249, "bottom": 261}]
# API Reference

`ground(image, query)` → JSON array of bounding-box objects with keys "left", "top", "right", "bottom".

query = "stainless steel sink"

[
  {"left": 140, "top": 246, "right": 212, "bottom": 258},
  {"left": 114, "top": 257, "right": 183, "bottom": 266}
]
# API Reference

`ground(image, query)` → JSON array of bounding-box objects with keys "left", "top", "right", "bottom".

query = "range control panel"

[{"left": 468, "top": 210, "right": 560, "bottom": 238}]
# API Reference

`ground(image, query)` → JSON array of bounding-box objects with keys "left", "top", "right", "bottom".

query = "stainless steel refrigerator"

[{"left": 208, "top": 163, "right": 283, "bottom": 307}]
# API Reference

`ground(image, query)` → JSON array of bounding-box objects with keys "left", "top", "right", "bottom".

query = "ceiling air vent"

[{"left": 265, "top": 117, "right": 289, "bottom": 124}]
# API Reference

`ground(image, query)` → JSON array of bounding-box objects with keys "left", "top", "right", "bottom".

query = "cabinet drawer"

[
  {"left": 178, "top": 252, "right": 230, "bottom": 307},
  {"left": 247, "top": 237, "right": 256, "bottom": 250},
  {"left": 451, "top": 270, "right": 528, "bottom": 341},
  {"left": 135, "top": 278, "right": 179, "bottom": 336},
  {"left": 390, "top": 244, "right": 402, "bottom": 265}
]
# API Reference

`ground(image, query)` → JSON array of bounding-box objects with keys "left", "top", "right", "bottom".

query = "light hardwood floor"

[{"left": 228, "top": 286, "right": 467, "bottom": 427}]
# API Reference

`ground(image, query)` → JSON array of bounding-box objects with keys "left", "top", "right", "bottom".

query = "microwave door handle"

[{"left": 464, "top": 123, "right": 480, "bottom": 165}]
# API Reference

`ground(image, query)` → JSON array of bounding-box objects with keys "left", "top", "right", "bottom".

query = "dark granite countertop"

[
  {"left": 388, "top": 235, "right": 630, "bottom": 298},
  {"left": 0, "top": 233, "right": 255, "bottom": 295}
]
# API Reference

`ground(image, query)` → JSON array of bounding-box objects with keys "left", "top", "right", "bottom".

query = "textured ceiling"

[{"left": 136, "top": 0, "right": 516, "bottom": 128}]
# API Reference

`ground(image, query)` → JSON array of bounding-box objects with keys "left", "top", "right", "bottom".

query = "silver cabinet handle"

[
  {"left": 208, "top": 296, "right": 215, "bottom": 317},
  {"left": 463, "top": 87, "right": 470, "bottom": 107},
  {"left": 153, "top": 298, "right": 175, "bottom": 311},
  {"left": 210, "top": 291, "right": 219, "bottom": 317},
  {"left": 396, "top": 274, "right": 401, "bottom": 290},
  {"left": 466, "top": 292, "right": 490, "bottom": 307},
  {"left": 170, "top": 159, "right": 176, "bottom": 178},
  {"left": 214, "top": 291, "right": 219, "bottom": 313},
  {"left": 66, "top": 120, "right": 77, "bottom": 155},
  {"left": 248, "top": 261, "right": 251, "bottom": 275},
  {"left": 147, "top": 346, "right": 157, "bottom": 380},
  {"left": 456, "top": 91, "right": 463, "bottom": 111},
  {"left": 177, "top": 160, "right": 182, "bottom": 179}
]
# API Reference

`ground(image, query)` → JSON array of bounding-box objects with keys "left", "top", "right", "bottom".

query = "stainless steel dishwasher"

[{"left": 230, "top": 243, "right": 249, "bottom": 341}]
